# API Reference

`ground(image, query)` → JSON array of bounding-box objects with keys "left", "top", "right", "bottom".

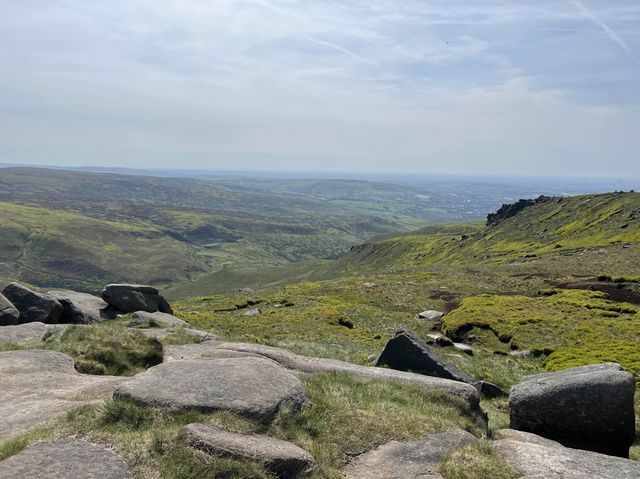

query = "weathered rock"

[
  {"left": 426, "top": 333, "right": 453, "bottom": 347},
  {"left": 0, "top": 292, "right": 19, "bottom": 325},
  {"left": 494, "top": 429, "right": 564, "bottom": 448},
  {"left": 509, "top": 363, "right": 635, "bottom": 457},
  {"left": 453, "top": 343, "right": 473, "bottom": 355},
  {"left": 0, "top": 322, "right": 68, "bottom": 345},
  {"left": 0, "top": 350, "right": 124, "bottom": 441},
  {"left": 186, "top": 424, "right": 314, "bottom": 478},
  {"left": 128, "top": 311, "right": 188, "bottom": 328},
  {"left": 164, "top": 340, "right": 482, "bottom": 413},
  {"left": 494, "top": 439, "right": 640, "bottom": 479},
  {"left": 418, "top": 310, "right": 445, "bottom": 320},
  {"left": 243, "top": 308, "right": 261, "bottom": 317},
  {"left": 375, "top": 330, "right": 480, "bottom": 389},
  {"left": 2, "top": 282, "right": 63, "bottom": 324},
  {"left": 343, "top": 429, "right": 476, "bottom": 478},
  {"left": 0, "top": 438, "right": 132, "bottom": 479},
  {"left": 479, "top": 381, "right": 507, "bottom": 398},
  {"left": 113, "top": 357, "right": 307, "bottom": 421},
  {"left": 101, "top": 284, "right": 173, "bottom": 314},
  {"left": 48, "top": 290, "right": 115, "bottom": 324}
]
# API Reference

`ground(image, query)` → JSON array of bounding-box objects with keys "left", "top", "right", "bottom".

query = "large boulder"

[
  {"left": 186, "top": 424, "right": 314, "bottom": 478},
  {"left": 509, "top": 363, "right": 635, "bottom": 457},
  {"left": 101, "top": 284, "right": 173, "bottom": 314},
  {"left": 48, "top": 290, "right": 115, "bottom": 324},
  {"left": 113, "top": 357, "right": 307, "bottom": 421},
  {"left": 374, "top": 330, "right": 480, "bottom": 388},
  {"left": 0, "top": 350, "right": 124, "bottom": 441},
  {"left": 494, "top": 438, "right": 640, "bottom": 479},
  {"left": 2, "top": 282, "right": 63, "bottom": 324},
  {"left": 343, "top": 429, "right": 477, "bottom": 478},
  {"left": 128, "top": 311, "right": 188, "bottom": 328},
  {"left": 0, "top": 438, "right": 132, "bottom": 479},
  {"left": 164, "top": 341, "right": 482, "bottom": 414},
  {"left": 0, "top": 292, "right": 19, "bottom": 325}
]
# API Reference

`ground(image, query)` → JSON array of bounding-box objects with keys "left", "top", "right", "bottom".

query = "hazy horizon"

[{"left": 2, "top": 1, "right": 639, "bottom": 176}]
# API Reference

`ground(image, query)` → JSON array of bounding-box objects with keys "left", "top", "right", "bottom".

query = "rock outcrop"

[
  {"left": 0, "top": 322, "right": 67, "bottom": 345},
  {"left": 0, "top": 439, "right": 132, "bottom": 479},
  {"left": 101, "top": 284, "right": 173, "bottom": 314},
  {"left": 165, "top": 340, "right": 482, "bottom": 413},
  {"left": 128, "top": 311, "right": 188, "bottom": 328},
  {"left": 343, "top": 429, "right": 477, "bottom": 478},
  {"left": 375, "top": 330, "right": 480, "bottom": 388},
  {"left": 113, "top": 356, "right": 307, "bottom": 421},
  {"left": 48, "top": 290, "right": 115, "bottom": 324},
  {"left": 509, "top": 363, "right": 636, "bottom": 457},
  {"left": 2, "top": 282, "right": 63, "bottom": 324},
  {"left": 186, "top": 424, "right": 314, "bottom": 478},
  {"left": 0, "top": 292, "right": 19, "bottom": 325},
  {"left": 0, "top": 350, "right": 124, "bottom": 440},
  {"left": 494, "top": 437, "right": 640, "bottom": 479}
]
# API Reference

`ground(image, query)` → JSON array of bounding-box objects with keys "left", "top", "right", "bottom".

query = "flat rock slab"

[
  {"left": 0, "top": 322, "right": 67, "bottom": 345},
  {"left": 186, "top": 423, "right": 314, "bottom": 478},
  {"left": 509, "top": 363, "right": 635, "bottom": 457},
  {"left": 113, "top": 357, "right": 307, "bottom": 421},
  {"left": 494, "top": 429, "right": 563, "bottom": 448},
  {"left": 343, "top": 429, "right": 477, "bottom": 479},
  {"left": 0, "top": 439, "right": 131, "bottom": 479},
  {"left": 494, "top": 439, "right": 640, "bottom": 479},
  {"left": 0, "top": 350, "right": 125, "bottom": 441},
  {"left": 165, "top": 341, "right": 481, "bottom": 413},
  {"left": 128, "top": 311, "right": 188, "bottom": 328}
]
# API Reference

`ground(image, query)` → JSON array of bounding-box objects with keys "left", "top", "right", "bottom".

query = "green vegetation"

[
  {"left": 439, "top": 440, "right": 521, "bottom": 479},
  {"left": 0, "top": 374, "right": 482, "bottom": 478},
  {"left": 0, "top": 324, "right": 163, "bottom": 376}
]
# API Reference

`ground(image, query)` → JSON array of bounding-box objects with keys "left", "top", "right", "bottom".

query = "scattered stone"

[
  {"left": 509, "top": 363, "right": 635, "bottom": 457},
  {"left": 367, "top": 354, "right": 378, "bottom": 363},
  {"left": 0, "top": 438, "right": 132, "bottom": 479},
  {"left": 375, "top": 330, "right": 480, "bottom": 389},
  {"left": 0, "top": 322, "right": 67, "bottom": 345},
  {"left": 338, "top": 318, "right": 354, "bottom": 329},
  {"left": 343, "top": 429, "right": 477, "bottom": 478},
  {"left": 426, "top": 333, "right": 453, "bottom": 347},
  {"left": 133, "top": 328, "right": 170, "bottom": 340},
  {"left": 243, "top": 308, "right": 261, "bottom": 317},
  {"left": 479, "top": 381, "right": 507, "bottom": 398},
  {"left": 0, "top": 350, "right": 124, "bottom": 440},
  {"left": 128, "top": 311, "right": 188, "bottom": 328},
  {"left": 362, "top": 283, "right": 376, "bottom": 288},
  {"left": 494, "top": 439, "right": 640, "bottom": 479},
  {"left": 165, "top": 340, "right": 482, "bottom": 413},
  {"left": 113, "top": 357, "right": 307, "bottom": 421},
  {"left": 186, "top": 424, "right": 314, "bottom": 478},
  {"left": 417, "top": 310, "right": 445, "bottom": 320},
  {"left": 101, "top": 284, "right": 173, "bottom": 314},
  {"left": 0, "top": 292, "right": 19, "bottom": 325},
  {"left": 2, "top": 282, "right": 63, "bottom": 324},
  {"left": 452, "top": 343, "right": 473, "bottom": 356},
  {"left": 48, "top": 290, "right": 115, "bottom": 324},
  {"left": 509, "top": 350, "right": 532, "bottom": 358}
]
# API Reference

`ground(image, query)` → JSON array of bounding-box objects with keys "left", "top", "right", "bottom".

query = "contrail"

[
  {"left": 304, "top": 37, "right": 378, "bottom": 66},
  {"left": 571, "top": 0, "right": 633, "bottom": 54}
]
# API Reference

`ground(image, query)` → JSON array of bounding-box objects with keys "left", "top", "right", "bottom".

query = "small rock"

[
  {"left": 2, "top": 282, "right": 63, "bottom": 324},
  {"left": 343, "top": 429, "right": 477, "bottom": 478},
  {"left": 426, "top": 334, "right": 453, "bottom": 347},
  {"left": 186, "top": 424, "right": 314, "bottom": 478},
  {"left": 338, "top": 318, "right": 354, "bottom": 329},
  {"left": 509, "top": 363, "right": 635, "bottom": 457},
  {"left": 129, "top": 311, "right": 188, "bottom": 328},
  {"left": 48, "top": 290, "right": 115, "bottom": 324},
  {"left": 101, "top": 284, "right": 172, "bottom": 314},
  {"left": 367, "top": 354, "right": 378, "bottom": 363},
  {"left": 417, "top": 310, "right": 445, "bottom": 320},
  {"left": 113, "top": 357, "right": 307, "bottom": 421},
  {"left": 0, "top": 292, "right": 19, "bottom": 326},
  {"left": 362, "top": 283, "right": 376, "bottom": 288},
  {"left": 375, "top": 330, "right": 480, "bottom": 389},
  {"left": 480, "top": 381, "right": 507, "bottom": 398},
  {"left": 453, "top": 343, "right": 473, "bottom": 356},
  {"left": 0, "top": 438, "right": 132, "bottom": 479},
  {"left": 509, "top": 350, "right": 532, "bottom": 358},
  {"left": 243, "top": 308, "right": 261, "bottom": 317}
]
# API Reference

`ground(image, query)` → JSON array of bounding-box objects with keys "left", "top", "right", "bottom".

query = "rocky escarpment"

[{"left": 486, "top": 195, "right": 556, "bottom": 225}]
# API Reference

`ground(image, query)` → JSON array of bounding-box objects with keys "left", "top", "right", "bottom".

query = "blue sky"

[{"left": 1, "top": 0, "right": 639, "bottom": 175}]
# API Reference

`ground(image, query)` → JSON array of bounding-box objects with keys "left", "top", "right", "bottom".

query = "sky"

[{"left": 1, "top": 0, "right": 639, "bottom": 176}]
